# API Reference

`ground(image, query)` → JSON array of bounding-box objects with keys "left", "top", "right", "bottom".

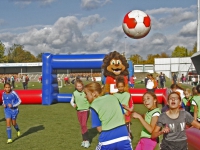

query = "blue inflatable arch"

[{"left": 42, "top": 53, "right": 133, "bottom": 105}]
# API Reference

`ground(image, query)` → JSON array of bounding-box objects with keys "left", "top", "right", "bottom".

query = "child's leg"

[
  {"left": 6, "top": 118, "right": 12, "bottom": 139},
  {"left": 77, "top": 111, "right": 89, "bottom": 140},
  {"left": 81, "top": 111, "right": 90, "bottom": 141},
  {"left": 12, "top": 109, "right": 20, "bottom": 136},
  {"left": 136, "top": 138, "right": 157, "bottom": 150}
]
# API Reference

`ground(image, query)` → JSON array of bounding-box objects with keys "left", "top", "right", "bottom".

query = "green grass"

[
  {"left": 0, "top": 79, "right": 193, "bottom": 150},
  {"left": 0, "top": 103, "right": 161, "bottom": 150}
]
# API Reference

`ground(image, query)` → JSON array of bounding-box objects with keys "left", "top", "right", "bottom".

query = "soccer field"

[
  {"left": 0, "top": 79, "right": 192, "bottom": 150},
  {"left": 0, "top": 103, "right": 161, "bottom": 150}
]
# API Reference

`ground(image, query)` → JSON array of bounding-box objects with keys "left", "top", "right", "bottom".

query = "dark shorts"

[{"left": 160, "top": 139, "right": 187, "bottom": 150}]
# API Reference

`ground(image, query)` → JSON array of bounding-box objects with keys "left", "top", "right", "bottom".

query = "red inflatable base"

[
  {"left": 0, "top": 90, "right": 42, "bottom": 104},
  {"left": 186, "top": 127, "right": 200, "bottom": 150},
  {"left": 129, "top": 88, "right": 167, "bottom": 104}
]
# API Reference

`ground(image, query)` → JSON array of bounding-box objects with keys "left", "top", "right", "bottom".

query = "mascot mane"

[{"left": 101, "top": 51, "right": 129, "bottom": 78}]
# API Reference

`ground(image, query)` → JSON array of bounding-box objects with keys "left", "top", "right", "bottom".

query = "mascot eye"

[
  {"left": 111, "top": 60, "right": 115, "bottom": 65},
  {"left": 116, "top": 60, "right": 121, "bottom": 65}
]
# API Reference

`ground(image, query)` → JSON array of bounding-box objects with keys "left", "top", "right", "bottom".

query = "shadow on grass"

[
  {"left": 0, "top": 118, "right": 5, "bottom": 122},
  {"left": 13, "top": 125, "right": 45, "bottom": 142},
  {"left": 88, "top": 128, "right": 99, "bottom": 143}
]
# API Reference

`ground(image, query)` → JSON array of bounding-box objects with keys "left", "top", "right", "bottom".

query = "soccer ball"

[{"left": 122, "top": 10, "right": 151, "bottom": 39}]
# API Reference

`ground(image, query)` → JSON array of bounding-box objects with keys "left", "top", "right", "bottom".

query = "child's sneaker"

[
  {"left": 17, "top": 131, "right": 20, "bottom": 137},
  {"left": 84, "top": 141, "right": 90, "bottom": 148},
  {"left": 81, "top": 141, "right": 85, "bottom": 147},
  {"left": 7, "top": 139, "right": 12, "bottom": 144}
]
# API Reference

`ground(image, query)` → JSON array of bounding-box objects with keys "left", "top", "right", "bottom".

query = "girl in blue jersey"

[
  {"left": 84, "top": 82, "right": 132, "bottom": 150},
  {"left": 2, "top": 83, "right": 21, "bottom": 143}
]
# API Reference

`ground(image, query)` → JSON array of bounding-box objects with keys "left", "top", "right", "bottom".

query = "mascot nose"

[{"left": 115, "top": 64, "right": 119, "bottom": 67}]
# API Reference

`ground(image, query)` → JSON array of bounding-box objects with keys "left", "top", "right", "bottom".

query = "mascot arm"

[
  {"left": 125, "top": 84, "right": 129, "bottom": 92},
  {"left": 104, "top": 84, "right": 110, "bottom": 94}
]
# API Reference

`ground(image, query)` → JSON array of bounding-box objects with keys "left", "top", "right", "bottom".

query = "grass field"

[{"left": 0, "top": 78, "right": 193, "bottom": 150}]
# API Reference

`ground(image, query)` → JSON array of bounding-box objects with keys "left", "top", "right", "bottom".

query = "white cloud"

[
  {"left": 179, "top": 21, "right": 197, "bottom": 37},
  {"left": 147, "top": 6, "right": 196, "bottom": 31},
  {"left": 81, "top": 0, "right": 112, "bottom": 10},
  {"left": 13, "top": 0, "right": 56, "bottom": 6},
  {"left": 0, "top": 5, "right": 197, "bottom": 59}
]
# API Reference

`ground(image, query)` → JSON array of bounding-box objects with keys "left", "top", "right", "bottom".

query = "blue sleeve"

[
  {"left": 12, "top": 91, "right": 21, "bottom": 107},
  {"left": 90, "top": 108, "right": 101, "bottom": 128}
]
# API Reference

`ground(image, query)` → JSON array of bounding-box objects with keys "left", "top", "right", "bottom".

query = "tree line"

[
  {"left": 130, "top": 42, "right": 197, "bottom": 64},
  {"left": 0, "top": 42, "right": 42, "bottom": 63},
  {"left": 0, "top": 41, "right": 197, "bottom": 64}
]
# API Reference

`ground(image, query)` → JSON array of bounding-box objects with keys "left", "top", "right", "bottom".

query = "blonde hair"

[
  {"left": 184, "top": 88, "right": 191, "bottom": 95},
  {"left": 84, "top": 82, "right": 104, "bottom": 96},
  {"left": 75, "top": 79, "right": 84, "bottom": 87}
]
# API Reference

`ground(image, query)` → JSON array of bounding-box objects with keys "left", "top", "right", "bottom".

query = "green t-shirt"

[
  {"left": 182, "top": 96, "right": 194, "bottom": 112},
  {"left": 141, "top": 108, "right": 161, "bottom": 138},
  {"left": 113, "top": 92, "right": 130, "bottom": 113},
  {"left": 73, "top": 90, "right": 89, "bottom": 111},
  {"left": 90, "top": 95, "right": 125, "bottom": 131},
  {"left": 192, "top": 95, "right": 200, "bottom": 118}
]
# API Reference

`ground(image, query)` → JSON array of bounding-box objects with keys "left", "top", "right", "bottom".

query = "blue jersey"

[{"left": 2, "top": 91, "right": 21, "bottom": 109}]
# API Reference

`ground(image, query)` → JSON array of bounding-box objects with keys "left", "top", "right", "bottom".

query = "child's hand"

[
  {"left": 122, "top": 104, "right": 129, "bottom": 111},
  {"left": 8, "top": 104, "right": 12, "bottom": 108},
  {"left": 132, "top": 112, "right": 141, "bottom": 119},
  {"left": 3, "top": 104, "right": 6, "bottom": 108},
  {"left": 161, "top": 125, "right": 170, "bottom": 134},
  {"left": 73, "top": 104, "right": 77, "bottom": 108}
]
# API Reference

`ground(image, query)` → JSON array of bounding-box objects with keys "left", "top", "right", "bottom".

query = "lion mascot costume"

[{"left": 102, "top": 51, "right": 129, "bottom": 94}]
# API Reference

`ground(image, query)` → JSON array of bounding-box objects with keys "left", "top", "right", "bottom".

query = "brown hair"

[
  {"left": 170, "top": 84, "right": 184, "bottom": 91},
  {"left": 116, "top": 75, "right": 125, "bottom": 86},
  {"left": 192, "top": 86, "right": 198, "bottom": 96},
  {"left": 142, "top": 91, "right": 158, "bottom": 107},
  {"left": 84, "top": 82, "right": 104, "bottom": 96},
  {"left": 168, "top": 92, "right": 181, "bottom": 101}
]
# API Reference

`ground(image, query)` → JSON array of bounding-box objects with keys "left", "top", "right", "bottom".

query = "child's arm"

[
  {"left": 191, "top": 120, "right": 200, "bottom": 129},
  {"left": 70, "top": 95, "right": 77, "bottom": 108},
  {"left": 96, "top": 126, "right": 102, "bottom": 132},
  {"left": 122, "top": 104, "right": 133, "bottom": 113},
  {"left": 12, "top": 91, "right": 21, "bottom": 107},
  {"left": 194, "top": 105, "right": 198, "bottom": 121},
  {"left": 151, "top": 125, "right": 170, "bottom": 139},
  {"left": 132, "top": 112, "right": 158, "bottom": 133}
]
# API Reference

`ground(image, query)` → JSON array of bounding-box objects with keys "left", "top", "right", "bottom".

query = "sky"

[{"left": 0, "top": 0, "right": 198, "bottom": 59}]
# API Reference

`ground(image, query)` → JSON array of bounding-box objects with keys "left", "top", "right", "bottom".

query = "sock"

[
  {"left": 14, "top": 124, "right": 20, "bottom": 131},
  {"left": 7, "top": 127, "right": 12, "bottom": 139},
  {"left": 82, "top": 131, "right": 89, "bottom": 141}
]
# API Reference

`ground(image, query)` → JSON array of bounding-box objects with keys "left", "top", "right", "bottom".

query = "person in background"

[
  {"left": 191, "top": 85, "right": 200, "bottom": 123},
  {"left": 159, "top": 72, "right": 165, "bottom": 89},
  {"left": 70, "top": 79, "right": 90, "bottom": 148},
  {"left": 10, "top": 75, "right": 15, "bottom": 88},
  {"left": 146, "top": 74, "right": 157, "bottom": 92},
  {"left": 182, "top": 88, "right": 194, "bottom": 116},
  {"left": 144, "top": 74, "right": 149, "bottom": 88},
  {"left": 129, "top": 75, "right": 135, "bottom": 88},
  {"left": 172, "top": 73, "right": 177, "bottom": 84}
]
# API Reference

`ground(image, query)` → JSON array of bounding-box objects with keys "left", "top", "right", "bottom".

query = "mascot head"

[{"left": 102, "top": 51, "right": 129, "bottom": 78}]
